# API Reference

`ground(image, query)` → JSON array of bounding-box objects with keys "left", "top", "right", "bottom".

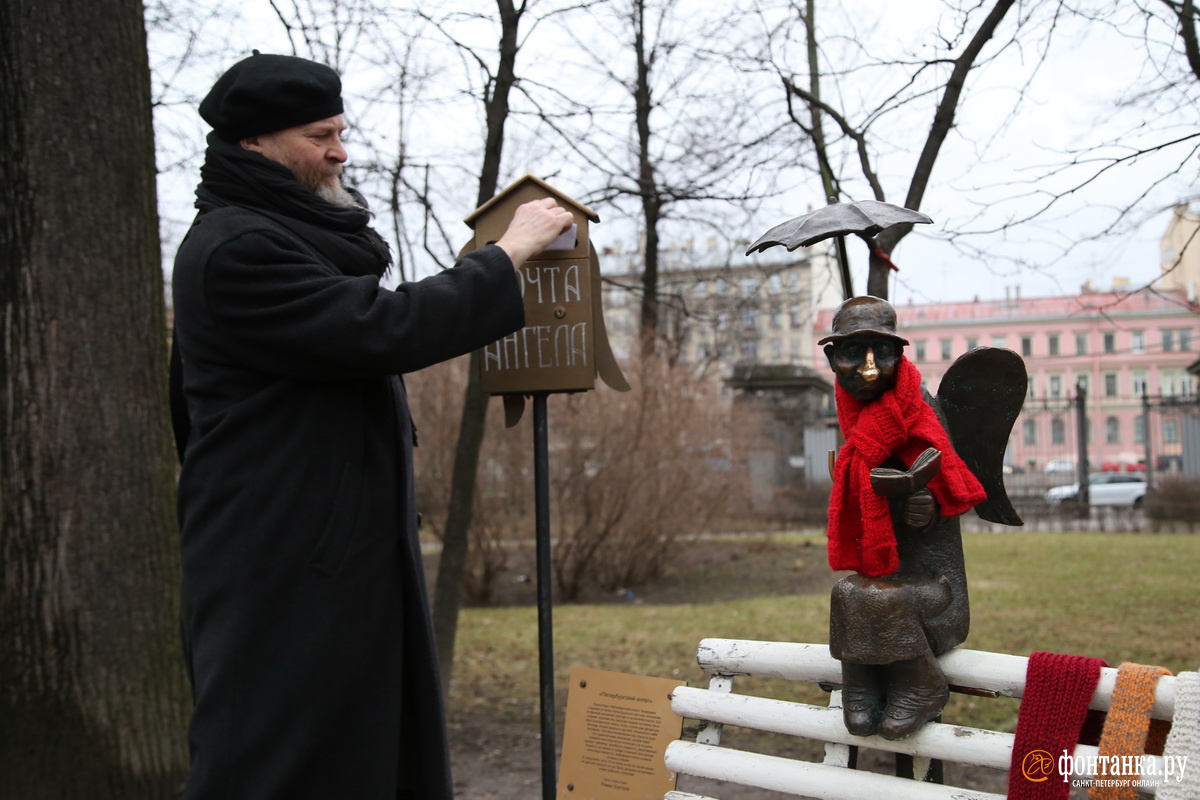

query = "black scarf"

[{"left": 195, "top": 133, "right": 391, "bottom": 278}]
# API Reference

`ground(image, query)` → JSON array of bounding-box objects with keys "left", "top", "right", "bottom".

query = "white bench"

[{"left": 665, "top": 639, "right": 1180, "bottom": 800}]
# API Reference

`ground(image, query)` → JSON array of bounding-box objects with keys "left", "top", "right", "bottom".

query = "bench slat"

[
  {"left": 664, "top": 740, "right": 1006, "bottom": 800},
  {"left": 695, "top": 640, "right": 1177, "bottom": 719},
  {"left": 668, "top": 685, "right": 1170, "bottom": 781}
]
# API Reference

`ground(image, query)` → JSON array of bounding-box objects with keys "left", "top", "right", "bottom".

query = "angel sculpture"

[{"left": 821, "top": 296, "right": 1026, "bottom": 740}]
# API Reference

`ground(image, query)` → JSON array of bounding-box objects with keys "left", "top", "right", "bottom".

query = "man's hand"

[{"left": 494, "top": 198, "right": 575, "bottom": 270}]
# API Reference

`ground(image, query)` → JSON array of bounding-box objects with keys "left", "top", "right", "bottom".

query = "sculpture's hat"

[{"left": 818, "top": 295, "right": 909, "bottom": 346}]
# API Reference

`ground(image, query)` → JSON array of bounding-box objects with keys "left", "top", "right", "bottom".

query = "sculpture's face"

[{"left": 826, "top": 336, "right": 901, "bottom": 402}]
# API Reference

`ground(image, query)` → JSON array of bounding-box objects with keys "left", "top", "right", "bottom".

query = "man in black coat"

[{"left": 170, "top": 52, "right": 572, "bottom": 799}]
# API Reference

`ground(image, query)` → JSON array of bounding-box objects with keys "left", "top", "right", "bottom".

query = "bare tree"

[
  {"left": 425, "top": 0, "right": 533, "bottom": 692},
  {"left": 0, "top": 0, "right": 190, "bottom": 794},
  {"left": 765, "top": 0, "right": 1019, "bottom": 299},
  {"left": 756, "top": 0, "right": 1198, "bottom": 302},
  {"left": 555, "top": 0, "right": 784, "bottom": 352}
]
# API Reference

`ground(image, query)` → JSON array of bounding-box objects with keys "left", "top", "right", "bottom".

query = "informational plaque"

[{"left": 557, "top": 668, "right": 686, "bottom": 799}]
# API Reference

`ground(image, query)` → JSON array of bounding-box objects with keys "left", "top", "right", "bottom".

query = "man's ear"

[
  {"left": 824, "top": 344, "right": 836, "bottom": 369},
  {"left": 240, "top": 135, "right": 266, "bottom": 154}
]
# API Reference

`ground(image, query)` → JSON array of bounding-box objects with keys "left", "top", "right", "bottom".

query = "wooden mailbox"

[{"left": 466, "top": 175, "right": 628, "bottom": 422}]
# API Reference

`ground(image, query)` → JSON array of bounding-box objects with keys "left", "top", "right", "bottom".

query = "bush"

[
  {"left": 407, "top": 354, "right": 751, "bottom": 603},
  {"left": 1145, "top": 476, "right": 1200, "bottom": 530}
]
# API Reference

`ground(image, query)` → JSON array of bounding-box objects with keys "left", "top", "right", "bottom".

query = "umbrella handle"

[{"left": 835, "top": 235, "right": 853, "bottom": 299}]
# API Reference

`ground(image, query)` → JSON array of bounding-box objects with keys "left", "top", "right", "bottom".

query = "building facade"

[
  {"left": 1158, "top": 203, "right": 1200, "bottom": 300},
  {"left": 599, "top": 238, "right": 839, "bottom": 375},
  {"left": 814, "top": 287, "right": 1200, "bottom": 475}
]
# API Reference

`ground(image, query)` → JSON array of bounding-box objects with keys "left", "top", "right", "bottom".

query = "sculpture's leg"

[
  {"left": 877, "top": 647, "right": 949, "bottom": 741},
  {"left": 840, "top": 661, "right": 886, "bottom": 736}
]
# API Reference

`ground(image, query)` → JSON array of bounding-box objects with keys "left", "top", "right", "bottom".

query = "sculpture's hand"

[{"left": 902, "top": 489, "right": 936, "bottom": 529}]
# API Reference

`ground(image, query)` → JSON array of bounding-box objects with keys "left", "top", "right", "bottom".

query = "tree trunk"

[
  {"left": 634, "top": 0, "right": 662, "bottom": 355},
  {"left": 0, "top": 0, "right": 191, "bottom": 796},
  {"left": 432, "top": 0, "right": 522, "bottom": 692}
]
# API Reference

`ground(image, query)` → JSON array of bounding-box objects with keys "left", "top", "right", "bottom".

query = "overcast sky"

[{"left": 150, "top": 0, "right": 1199, "bottom": 305}]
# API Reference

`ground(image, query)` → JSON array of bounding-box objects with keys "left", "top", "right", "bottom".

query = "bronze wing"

[{"left": 936, "top": 347, "right": 1027, "bottom": 526}]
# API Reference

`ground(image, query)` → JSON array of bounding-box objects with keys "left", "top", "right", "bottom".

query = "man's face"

[
  {"left": 242, "top": 114, "right": 357, "bottom": 206},
  {"left": 825, "top": 336, "right": 901, "bottom": 402}
]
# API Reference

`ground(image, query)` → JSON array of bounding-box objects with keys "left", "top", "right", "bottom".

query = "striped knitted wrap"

[
  {"left": 1010, "top": 651, "right": 1108, "bottom": 800},
  {"left": 1090, "top": 662, "right": 1173, "bottom": 800},
  {"left": 1158, "top": 670, "right": 1200, "bottom": 800},
  {"left": 827, "top": 356, "right": 986, "bottom": 577}
]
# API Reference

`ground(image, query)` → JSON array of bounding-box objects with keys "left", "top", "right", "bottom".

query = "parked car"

[
  {"left": 1045, "top": 473, "right": 1150, "bottom": 507},
  {"left": 1043, "top": 458, "right": 1077, "bottom": 474}
]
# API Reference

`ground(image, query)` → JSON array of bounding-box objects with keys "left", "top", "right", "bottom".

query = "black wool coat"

[{"left": 172, "top": 204, "right": 523, "bottom": 799}]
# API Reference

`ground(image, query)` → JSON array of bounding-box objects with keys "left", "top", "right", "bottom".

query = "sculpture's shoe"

[
  {"left": 840, "top": 662, "right": 885, "bottom": 736},
  {"left": 878, "top": 652, "right": 949, "bottom": 740}
]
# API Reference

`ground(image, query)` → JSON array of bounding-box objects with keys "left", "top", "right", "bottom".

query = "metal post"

[
  {"left": 1075, "top": 382, "right": 1089, "bottom": 510},
  {"left": 1142, "top": 389, "right": 1154, "bottom": 488},
  {"left": 533, "top": 392, "right": 557, "bottom": 800}
]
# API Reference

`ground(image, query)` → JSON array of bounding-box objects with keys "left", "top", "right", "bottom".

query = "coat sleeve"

[{"left": 200, "top": 229, "right": 524, "bottom": 380}]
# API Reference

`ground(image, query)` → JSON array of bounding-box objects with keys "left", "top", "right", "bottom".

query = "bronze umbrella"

[{"left": 746, "top": 199, "right": 933, "bottom": 299}]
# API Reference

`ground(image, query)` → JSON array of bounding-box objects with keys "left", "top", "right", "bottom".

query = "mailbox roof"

[{"left": 464, "top": 174, "right": 600, "bottom": 228}]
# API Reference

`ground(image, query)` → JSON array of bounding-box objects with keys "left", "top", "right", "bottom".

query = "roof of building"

[{"left": 892, "top": 288, "right": 1197, "bottom": 327}]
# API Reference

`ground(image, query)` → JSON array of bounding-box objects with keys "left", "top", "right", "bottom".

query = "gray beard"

[{"left": 314, "top": 178, "right": 363, "bottom": 209}]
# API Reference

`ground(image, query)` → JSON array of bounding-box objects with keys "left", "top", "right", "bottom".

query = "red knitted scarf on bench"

[
  {"left": 827, "top": 356, "right": 985, "bottom": 577},
  {"left": 1010, "top": 651, "right": 1108, "bottom": 800}
]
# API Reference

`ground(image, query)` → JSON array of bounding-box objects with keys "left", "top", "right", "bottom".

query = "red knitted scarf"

[
  {"left": 827, "top": 356, "right": 985, "bottom": 576},
  {"left": 1009, "top": 652, "right": 1108, "bottom": 800}
]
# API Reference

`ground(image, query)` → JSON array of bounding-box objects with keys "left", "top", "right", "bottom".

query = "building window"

[
  {"left": 739, "top": 339, "right": 758, "bottom": 360},
  {"left": 1104, "top": 373, "right": 1118, "bottom": 397},
  {"left": 740, "top": 307, "right": 757, "bottom": 330},
  {"left": 1132, "top": 371, "right": 1148, "bottom": 397},
  {"left": 965, "top": 336, "right": 978, "bottom": 351},
  {"left": 1131, "top": 330, "right": 1144, "bottom": 354},
  {"left": 1103, "top": 332, "right": 1116, "bottom": 354},
  {"left": 715, "top": 278, "right": 728, "bottom": 297},
  {"left": 940, "top": 339, "right": 952, "bottom": 360},
  {"left": 695, "top": 281, "right": 707, "bottom": 299},
  {"left": 1076, "top": 374, "right": 1089, "bottom": 394},
  {"left": 1023, "top": 419, "right": 1037, "bottom": 445},
  {"left": 1049, "top": 375, "right": 1062, "bottom": 398},
  {"left": 768, "top": 274, "right": 782, "bottom": 294},
  {"left": 771, "top": 339, "right": 782, "bottom": 360},
  {"left": 789, "top": 304, "right": 802, "bottom": 327},
  {"left": 1181, "top": 329, "right": 1192, "bottom": 351},
  {"left": 1164, "top": 419, "right": 1179, "bottom": 444},
  {"left": 914, "top": 340, "right": 926, "bottom": 361},
  {"left": 992, "top": 335, "right": 1006, "bottom": 348},
  {"left": 1134, "top": 416, "right": 1145, "bottom": 445},
  {"left": 790, "top": 339, "right": 801, "bottom": 360},
  {"left": 1048, "top": 334, "right": 1060, "bottom": 356},
  {"left": 739, "top": 276, "right": 755, "bottom": 296},
  {"left": 1051, "top": 417, "right": 1066, "bottom": 445},
  {"left": 1162, "top": 370, "right": 1178, "bottom": 397},
  {"left": 1106, "top": 416, "right": 1120, "bottom": 445},
  {"left": 1075, "top": 332, "right": 1088, "bottom": 355},
  {"left": 769, "top": 305, "right": 781, "bottom": 329},
  {"left": 1163, "top": 329, "right": 1176, "bottom": 352},
  {"left": 1021, "top": 335, "right": 1033, "bottom": 357},
  {"left": 1027, "top": 376, "right": 1036, "bottom": 399}
]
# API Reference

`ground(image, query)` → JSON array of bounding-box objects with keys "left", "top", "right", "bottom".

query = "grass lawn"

[{"left": 448, "top": 531, "right": 1198, "bottom": 735}]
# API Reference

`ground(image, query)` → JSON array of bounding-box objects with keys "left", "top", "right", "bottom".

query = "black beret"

[{"left": 200, "top": 51, "right": 343, "bottom": 142}]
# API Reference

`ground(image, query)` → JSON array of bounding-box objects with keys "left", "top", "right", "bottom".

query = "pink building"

[{"left": 816, "top": 288, "right": 1200, "bottom": 475}]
